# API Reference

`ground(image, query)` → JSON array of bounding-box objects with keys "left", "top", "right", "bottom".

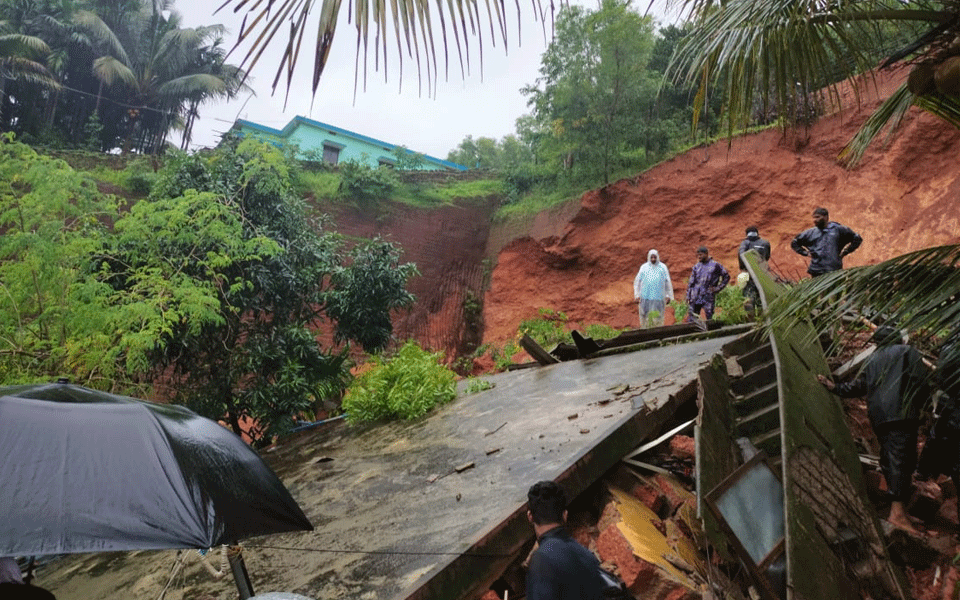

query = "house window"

[
  {"left": 322, "top": 144, "right": 341, "bottom": 165},
  {"left": 378, "top": 157, "right": 397, "bottom": 168}
]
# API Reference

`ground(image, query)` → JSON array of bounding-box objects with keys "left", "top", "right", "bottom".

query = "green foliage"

[
  {"left": 83, "top": 113, "right": 103, "bottom": 151},
  {"left": 0, "top": 134, "right": 117, "bottom": 385},
  {"left": 463, "top": 378, "right": 494, "bottom": 394},
  {"left": 715, "top": 286, "right": 749, "bottom": 325},
  {"left": 92, "top": 138, "right": 415, "bottom": 438},
  {"left": 342, "top": 341, "right": 456, "bottom": 423},
  {"left": 515, "top": 308, "right": 629, "bottom": 352},
  {"left": 674, "top": 300, "right": 689, "bottom": 324},
  {"left": 518, "top": 308, "right": 571, "bottom": 348},
  {"left": 491, "top": 342, "right": 520, "bottom": 371},
  {"left": 521, "top": 0, "right": 659, "bottom": 184},
  {"left": 338, "top": 160, "right": 399, "bottom": 202},
  {"left": 410, "top": 179, "right": 506, "bottom": 204},
  {"left": 446, "top": 135, "right": 534, "bottom": 170},
  {"left": 326, "top": 238, "right": 419, "bottom": 353},
  {"left": 582, "top": 323, "right": 627, "bottom": 340},
  {"left": 87, "top": 157, "right": 155, "bottom": 196},
  {"left": 391, "top": 146, "right": 427, "bottom": 170},
  {"left": 0, "top": 0, "right": 245, "bottom": 154},
  {"left": 295, "top": 169, "right": 342, "bottom": 198}
]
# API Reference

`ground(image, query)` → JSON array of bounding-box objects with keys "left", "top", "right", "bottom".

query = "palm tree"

[
  {"left": 0, "top": 5, "right": 61, "bottom": 133},
  {"left": 86, "top": 4, "right": 247, "bottom": 153},
  {"left": 665, "top": 0, "right": 960, "bottom": 166}
]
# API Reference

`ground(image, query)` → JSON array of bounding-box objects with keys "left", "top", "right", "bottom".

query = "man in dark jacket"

[
  {"left": 916, "top": 329, "right": 960, "bottom": 494},
  {"left": 737, "top": 226, "right": 772, "bottom": 313},
  {"left": 791, "top": 207, "right": 862, "bottom": 277},
  {"left": 526, "top": 481, "right": 604, "bottom": 600},
  {"left": 817, "top": 326, "right": 930, "bottom": 534}
]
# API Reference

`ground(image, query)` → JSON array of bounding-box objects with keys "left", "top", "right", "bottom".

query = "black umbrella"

[{"left": 0, "top": 382, "right": 313, "bottom": 556}]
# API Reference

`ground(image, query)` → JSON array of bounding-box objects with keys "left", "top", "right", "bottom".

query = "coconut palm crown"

[{"left": 665, "top": 0, "right": 960, "bottom": 166}]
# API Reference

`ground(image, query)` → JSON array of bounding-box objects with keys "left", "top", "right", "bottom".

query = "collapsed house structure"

[{"left": 38, "top": 254, "right": 906, "bottom": 600}]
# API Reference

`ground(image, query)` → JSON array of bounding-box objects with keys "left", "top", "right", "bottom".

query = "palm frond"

[
  {"left": 156, "top": 73, "right": 229, "bottom": 100},
  {"left": 0, "top": 34, "right": 50, "bottom": 58},
  {"left": 73, "top": 10, "right": 130, "bottom": 65},
  {"left": 0, "top": 57, "right": 60, "bottom": 90},
  {"left": 764, "top": 245, "right": 960, "bottom": 349},
  {"left": 218, "top": 0, "right": 545, "bottom": 97},
  {"left": 668, "top": 0, "right": 958, "bottom": 163},
  {"left": 93, "top": 55, "right": 138, "bottom": 89},
  {"left": 838, "top": 82, "right": 915, "bottom": 167}
]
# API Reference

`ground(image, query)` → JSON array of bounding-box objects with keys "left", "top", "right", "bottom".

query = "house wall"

[
  {"left": 286, "top": 122, "right": 402, "bottom": 168},
  {"left": 233, "top": 119, "right": 462, "bottom": 172}
]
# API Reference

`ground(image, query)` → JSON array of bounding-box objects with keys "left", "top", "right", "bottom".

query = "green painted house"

[{"left": 231, "top": 117, "right": 466, "bottom": 171}]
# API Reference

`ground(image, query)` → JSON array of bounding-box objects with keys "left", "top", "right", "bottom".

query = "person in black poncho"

[{"left": 817, "top": 325, "right": 930, "bottom": 535}]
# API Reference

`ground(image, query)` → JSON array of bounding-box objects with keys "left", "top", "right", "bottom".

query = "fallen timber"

[{"left": 691, "top": 250, "right": 909, "bottom": 600}]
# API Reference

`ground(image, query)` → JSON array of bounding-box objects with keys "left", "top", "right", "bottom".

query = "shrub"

[
  {"left": 518, "top": 308, "right": 570, "bottom": 348},
  {"left": 582, "top": 323, "right": 627, "bottom": 340},
  {"left": 715, "top": 286, "right": 749, "bottom": 325},
  {"left": 342, "top": 341, "right": 456, "bottom": 423},
  {"left": 464, "top": 378, "right": 494, "bottom": 394},
  {"left": 673, "top": 300, "right": 689, "bottom": 323},
  {"left": 490, "top": 342, "right": 520, "bottom": 371},
  {"left": 338, "top": 160, "right": 399, "bottom": 201}
]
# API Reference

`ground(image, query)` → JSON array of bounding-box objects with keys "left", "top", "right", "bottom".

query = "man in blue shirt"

[
  {"left": 525, "top": 481, "right": 604, "bottom": 600},
  {"left": 790, "top": 207, "right": 862, "bottom": 277}
]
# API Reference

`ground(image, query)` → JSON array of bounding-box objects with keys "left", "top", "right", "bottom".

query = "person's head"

[
  {"left": 0, "top": 557, "right": 22, "bottom": 584},
  {"left": 527, "top": 480, "right": 567, "bottom": 526},
  {"left": 696, "top": 246, "right": 709, "bottom": 263},
  {"left": 871, "top": 325, "right": 902, "bottom": 346},
  {"left": 648, "top": 249, "right": 659, "bottom": 264},
  {"left": 745, "top": 226, "right": 759, "bottom": 239},
  {"left": 813, "top": 207, "right": 829, "bottom": 229}
]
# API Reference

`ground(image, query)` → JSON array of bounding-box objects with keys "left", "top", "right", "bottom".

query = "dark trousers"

[
  {"left": 917, "top": 399, "right": 960, "bottom": 492},
  {"left": 874, "top": 420, "right": 918, "bottom": 502}
]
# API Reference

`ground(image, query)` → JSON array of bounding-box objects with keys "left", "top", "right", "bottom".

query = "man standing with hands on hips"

[{"left": 791, "top": 207, "right": 862, "bottom": 277}]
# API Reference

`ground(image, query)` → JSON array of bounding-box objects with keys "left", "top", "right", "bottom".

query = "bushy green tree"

[
  {"left": 521, "top": 0, "right": 660, "bottom": 184},
  {"left": 94, "top": 138, "right": 417, "bottom": 438},
  {"left": 447, "top": 134, "right": 535, "bottom": 170}
]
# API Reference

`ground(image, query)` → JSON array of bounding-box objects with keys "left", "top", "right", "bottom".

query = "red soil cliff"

[{"left": 328, "top": 69, "right": 960, "bottom": 355}]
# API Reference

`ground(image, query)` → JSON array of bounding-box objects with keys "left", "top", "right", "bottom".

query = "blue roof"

[{"left": 234, "top": 116, "right": 467, "bottom": 171}]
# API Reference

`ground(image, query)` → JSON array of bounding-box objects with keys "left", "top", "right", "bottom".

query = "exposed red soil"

[
  {"left": 482, "top": 69, "right": 960, "bottom": 345},
  {"left": 327, "top": 69, "right": 960, "bottom": 358}
]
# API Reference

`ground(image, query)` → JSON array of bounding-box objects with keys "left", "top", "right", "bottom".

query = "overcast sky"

[{"left": 175, "top": 1, "right": 675, "bottom": 159}]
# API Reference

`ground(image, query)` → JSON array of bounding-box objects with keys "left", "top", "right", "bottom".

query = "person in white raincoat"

[{"left": 632, "top": 249, "right": 674, "bottom": 328}]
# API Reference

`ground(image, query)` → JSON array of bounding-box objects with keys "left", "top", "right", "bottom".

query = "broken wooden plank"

[
  {"left": 519, "top": 334, "right": 560, "bottom": 365},
  {"left": 571, "top": 330, "right": 602, "bottom": 357}
]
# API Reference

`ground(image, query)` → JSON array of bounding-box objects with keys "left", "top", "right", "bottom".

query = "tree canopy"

[
  {"left": 0, "top": 0, "right": 246, "bottom": 153},
  {"left": 0, "top": 135, "right": 418, "bottom": 438}
]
